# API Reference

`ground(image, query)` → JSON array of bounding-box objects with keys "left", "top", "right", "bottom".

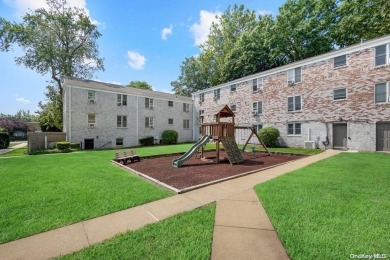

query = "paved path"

[
  {"left": 0, "top": 142, "right": 27, "bottom": 155},
  {"left": 0, "top": 149, "right": 340, "bottom": 260}
]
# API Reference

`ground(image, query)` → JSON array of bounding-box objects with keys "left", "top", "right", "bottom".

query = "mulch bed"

[{"left": 125, "top": 151, "right": 304, "bottom": 191}]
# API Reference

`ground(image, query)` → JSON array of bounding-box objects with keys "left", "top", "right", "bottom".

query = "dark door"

[
  {"left": 377, "top": 123, "right": 390, "bottom": 151},
  {"left": 84, "top": 139, "right": 94, "bottom": 150},
  {"left": 333, "top": 124, "right": 347, "bottom": 150}
]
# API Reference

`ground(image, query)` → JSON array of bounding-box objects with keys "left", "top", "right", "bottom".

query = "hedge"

[
  {"left": 139, "top": 136, "right": 154, "bottom": 146},
  {"left": 258, "top": 126, "right": 280, "bottom": 148},
  {"left": 162, "top": 130, "right": 178, "bottom": 145},
  {"left": 56, "top": 141, "right": 70, "bottom": 150},
  {"left": 0, "top": 132, "right": 10, "bottom": 149}
]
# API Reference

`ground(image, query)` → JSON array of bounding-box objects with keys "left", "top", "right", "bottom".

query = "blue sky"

[{"left": 0, "top": 0, "right": 285, "bottom": 115}]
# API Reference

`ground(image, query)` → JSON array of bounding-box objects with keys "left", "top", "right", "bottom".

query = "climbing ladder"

[{"left": 220, "top": 136, "right": 244, "bottom": 165}]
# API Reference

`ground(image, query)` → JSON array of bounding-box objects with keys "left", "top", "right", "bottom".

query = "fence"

[{"left": 27, "top": 132, "right": 66, "bottom": 153}]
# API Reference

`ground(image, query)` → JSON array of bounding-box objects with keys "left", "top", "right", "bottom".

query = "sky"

[{"left": 0, "top": 0, "right": 285, "bottom": 115}]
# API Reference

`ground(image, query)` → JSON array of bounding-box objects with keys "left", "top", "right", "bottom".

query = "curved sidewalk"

[{"left": 0, "top": 149, "right": 340, "bottom": 260}]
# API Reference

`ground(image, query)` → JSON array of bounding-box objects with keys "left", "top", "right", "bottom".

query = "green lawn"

[
  {"left": 255, "top": 152, "right": 390, "bottom": 260},
  {"left": 59, "top": 204, "right": 215, "bottom": 259},
  {"left": 0, "top": 147, "right": 27, "bottom": 157},
  {"left": 0, "top": 143, "right": 206, "bottom": 244},
  {"left": 247, "top": 145, "right": 324, "bottom": 155}
]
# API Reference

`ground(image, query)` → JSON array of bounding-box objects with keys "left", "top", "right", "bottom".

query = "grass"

[
  {"left": 239, "top": 144, "right": 324, "bottom": 155},
  {"left": 0, "top": 147, "right": 27, "bottom": 157},
  {"left": 254, "top": 152, "right": 390, "bottom": 260},
  {"left": 0, "top": 143, "right": 208, "bottom": 244},
  {"left": 59, "top": 204, "right": 215, "bottom": 260}
]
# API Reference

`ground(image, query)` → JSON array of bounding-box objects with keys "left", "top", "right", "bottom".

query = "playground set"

[{"left": 172, "top": 105, "right": 270, "bottom": 168}]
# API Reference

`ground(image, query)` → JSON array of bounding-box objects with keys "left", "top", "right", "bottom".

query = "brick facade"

[{"left": 194, "top": 36, "right": 390, "bottom": 151}]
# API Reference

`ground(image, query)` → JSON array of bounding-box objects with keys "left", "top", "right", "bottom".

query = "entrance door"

[
  {"left": 376, "top": 123, "right": 390, "bottom": 151},
  {"left": 333, "top": 124, "right": 347, "bottom": 150},
  {"left": 84, "top": 139, "right": 94, "bottom": 150}
]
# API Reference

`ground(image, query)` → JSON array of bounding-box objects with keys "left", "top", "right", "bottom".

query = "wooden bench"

[{"left": 114, "top": 149, "right": 140, "bottom": 165}]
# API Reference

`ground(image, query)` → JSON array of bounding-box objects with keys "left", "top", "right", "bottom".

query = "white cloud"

[
  {"left": 190, "top": 10, "right": 221, "bottom": 46},
  {"left": 127, "top": 51, "right": 146, "bottom": 70},
  {"left": 161, "top": 24, "right": 173, "bottom": 40},
  {"left": 16, "top": 97, "right": 31, "bottom": 104},
  {"left": 4, "top": 0, "right": 100, "bottom": 25},
  {"left": 258, "top": 9, "right": 274, "bottom": 16}
]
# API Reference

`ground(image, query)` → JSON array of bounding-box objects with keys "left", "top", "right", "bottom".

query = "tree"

[
  {"left": 127, "top": 81, "right": 153, "bottom": 91},
  {"left": 0, "top": 0, "right": 104, "bottom": 130},
  {"left": 37, "top": 85, "right": 63, "bottom": 131}
]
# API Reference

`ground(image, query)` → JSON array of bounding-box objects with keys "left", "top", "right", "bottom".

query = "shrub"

[
  {"left": 139, "top": 136, "right": 154, "bottom": 146},
  {"left": 0, "top": 132, "right": 10, "bottom": 149},
  {"left": 162, "top": 130, "right": 178, "bottom": 145},
  {"left": 70, "top": 142, "right": 80, "bottom": 149},
  {"left": 56, "top": 141, "right": 70, "bottom": 150},
  {"left": 259, "top": 126, "right": 280, "bottom": 148}
]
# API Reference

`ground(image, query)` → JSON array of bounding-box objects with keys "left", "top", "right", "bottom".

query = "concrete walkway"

[
  {"left": 0, "top": 141, "right": 27, "bottom": 155},
  {"left": 0, "top": 149, "right": 340, "bottom": 260}
]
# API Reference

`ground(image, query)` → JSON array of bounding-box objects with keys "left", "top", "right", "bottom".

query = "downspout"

[
  {"left": 136, "top": 95, "right": 139, "bottom": 144},
  {"left": 192, "top": 94, "right": 195, "bottom": 142},
  {"left": 69, "top": 86, "right": 72, "bottom": 142}
]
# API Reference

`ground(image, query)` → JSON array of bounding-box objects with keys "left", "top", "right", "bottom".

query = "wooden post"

[{"left": 216, "top": 140, "right": 220, "bottom": 163}]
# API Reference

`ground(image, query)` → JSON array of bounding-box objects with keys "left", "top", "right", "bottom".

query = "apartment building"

[
  {"left": 193, "top": 35, "right": 390, "bottom": 151},
  {"left": 62, "top": 77, "right": 194, "bottom": 149}
]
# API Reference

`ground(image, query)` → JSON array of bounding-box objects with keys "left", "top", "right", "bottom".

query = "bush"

[
  {"left": 162, "top": 130, "right": 178, "bottom": 145},
  {"left": 0, "top": 132, "right": 10, "bottom": 149},
  {"left": 139, "top": 136, "right": 154, "bottom": 146},
  {"left": 259, "top": 126, "right": 280, "bottom": 148},
  {"left": 56, "top": 141, "right": 70, "bottom": 150},
  {"left": 70, "top": 142, "right": 80, "bottom": 149}
]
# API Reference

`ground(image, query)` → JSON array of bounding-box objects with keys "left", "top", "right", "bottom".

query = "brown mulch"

[{"left": 125, "top": 151, "right": 304, "bottom": 191}]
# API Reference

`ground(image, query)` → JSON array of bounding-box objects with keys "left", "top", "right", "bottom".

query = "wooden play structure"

[{"left": 199, "top": 105, "right": 270, "bottom": 165}]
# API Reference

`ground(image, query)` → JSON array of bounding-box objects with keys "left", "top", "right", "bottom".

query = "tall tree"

[
  {"left": 127, "top": 81, "right": 153, "bottom": 91},
  {"left": 37, "top": 85, "right": 63, "bottom": 131},
  {"left": 0, "top": 0, "right": 104, "bottom": 130}
]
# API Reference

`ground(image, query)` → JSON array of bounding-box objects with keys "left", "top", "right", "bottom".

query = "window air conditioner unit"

[
  {"left": 288, "top": 81, "right": 295, "bottom": 87},
  {"left": 89, "top": 123, "right": 95, "bottom": 128},
  {"left": 117, "top": 103, "right": 122, "bottom": 106},
  {"left": 304, "top": 141, "right": 315, "bottom": 149},
  {"left": 149, "top": 106, "right": 153, "bottom": 109},
  {"left": 252, "top": 111, "right": 258, "bottom": 116},
  {"left": 89, "top": 99, "right": 96, "bottom": 104}
]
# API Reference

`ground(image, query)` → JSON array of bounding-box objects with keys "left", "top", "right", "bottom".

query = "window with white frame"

[
  {"left": 117, "top": 116, "right": 127, "bottom": 128},
  {"left": 168, "top": 118, "right": 173, "bottom": 125},
  {"left": 252, "top": 77, "right": 263, "bottom": 92},
  {"left": 117, "top": 94, "right": 127, "bottom": 106},
  {"left": 168, "top": 101, "right": 173, "bottom": 107},
  {"left": 183, "top": 119, "right": 190, "bottom": 129},
  {"left": 145, "top": 117, "right": 154, "bottom": 128},
  {"left": 145, "top": 98, "right": 154, "bottom": 109},
  {"left": 230, "top": 84, "right": 236, "bottom": 92},
  {"left": 183, "top": 103, "right": 190, "bottom": 112},
  {"left": 288, "top": 95, "right": 302, "bottom": 111},
  {"left": 334, "top": 55, "right": 347, "bottom": 68},
  {"left": 214, "top": 89, "right": 220, "bottom": 100},
  {"left": 252, "top": 101, "right": 263, "bottom": 115},
  {"left": 287, "top": 67, "right": 302, "bottom": 84},
  {"left": 333, "top": 88, "right": 347, "bottom": 100},
  {"left": 199, "top": 93, "right": 204, "bottom": 102},
  {"left": 88, "top": 114, "right": 95, "bottom": 127},
  {"left": 287, "top": 123, "right": 302, "bottom": 135},
  {"left": 375, "top": 82, "right": 389, "bottom": 103},
  {"left": 375, "top": 44, "right": 389, "bottom": 66},
  {"left": 88, "top": 91, "right": 96, "bottom": 104},
  {"left": 230, "top": 104, "right": 236, "bottom": 112},
  {"left": 116, "top": 138, "right": 123, "bottom": 146},
  {"left": 254, "top": 124, "right": 263, "bottom": 132}
]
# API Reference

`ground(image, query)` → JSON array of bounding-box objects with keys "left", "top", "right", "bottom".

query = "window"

[
  {"left": 230, "top": 84, "right": 236, "bottom": 92},
  {"left": 214, "top": 89, "right": 220, "bottom": 100},
  {"left": 183, "top": 103, "right": 190, "bottom": 112},
  {"left": 252, "top": 78, "right": 263, "bottom": 92},
  {"left": 117, "top": 116, "right": 127, "bottom": 128},
  {"left": 252, "top": 101, "right": 263, "bottom": 115},
  {"left": 116, "top": 138, "right": 123, "bottom": 146},
  {"left": 375, "top": 44, "right": 389, "bottom": 66},
  {"left": 183, "top": 119, "right": 190, "bottom": 129},
  {"left": 168, "top": 101, "right": 173, "bottom": 107},
  {"left": 117, "top": 94, "right": 127, "bottom": 106},
  {"left": 375, "top": 82, "right": 389, "bottom": 103},
  {"left": 333, "top": 88, "right": 347, "bottom": 100},
  {"left": 230, "top": 104, "right": 236, "bottom": 112},
  {"left": 145, "top": 117, "right": 154, "bottom": 128},
  {"left": 287, "top": 123, "right": 302, "bottom": 135},
  {"left": 88, "top": 91, "right": 96, "bottom": 104},
  {"left": 334, "top": 55, "right": 347, "bottom": 68},
  {"left": 199, "top": 93, "right": 204, "bottom": 102},
  {"left": 88, "top": 114, "right": 95, "bottom": 127},
  {"left": 254, "top": 124, "right": 263, "bottom": 132},
  {"left": 288, "top": 95, "right": 302, "bottom": 111},
  {"left": 168, "top": 118, "right": 173, "bottom": 125},
  {"left": 287, "top": 67, "right": 302, "bottom": 84},
  {"left": 145, "top": 98, "right": 154, "bottom": 109}
]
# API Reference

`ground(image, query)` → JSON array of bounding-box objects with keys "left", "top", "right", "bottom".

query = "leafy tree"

[
  {"left": 0, "top": 0, "right": 104, "bottom": 130},
  {"left": 0, "top": 110, "right": 38, "bottom": 122},
  {"left": 0, "top": 118, "right": 27, "bottom": 135},
  {"left": 37, "top": 85, "right": 63, "bottom": 131},
  {"left": 127, "top": 81, "right": 153, "bottom": 91}
]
